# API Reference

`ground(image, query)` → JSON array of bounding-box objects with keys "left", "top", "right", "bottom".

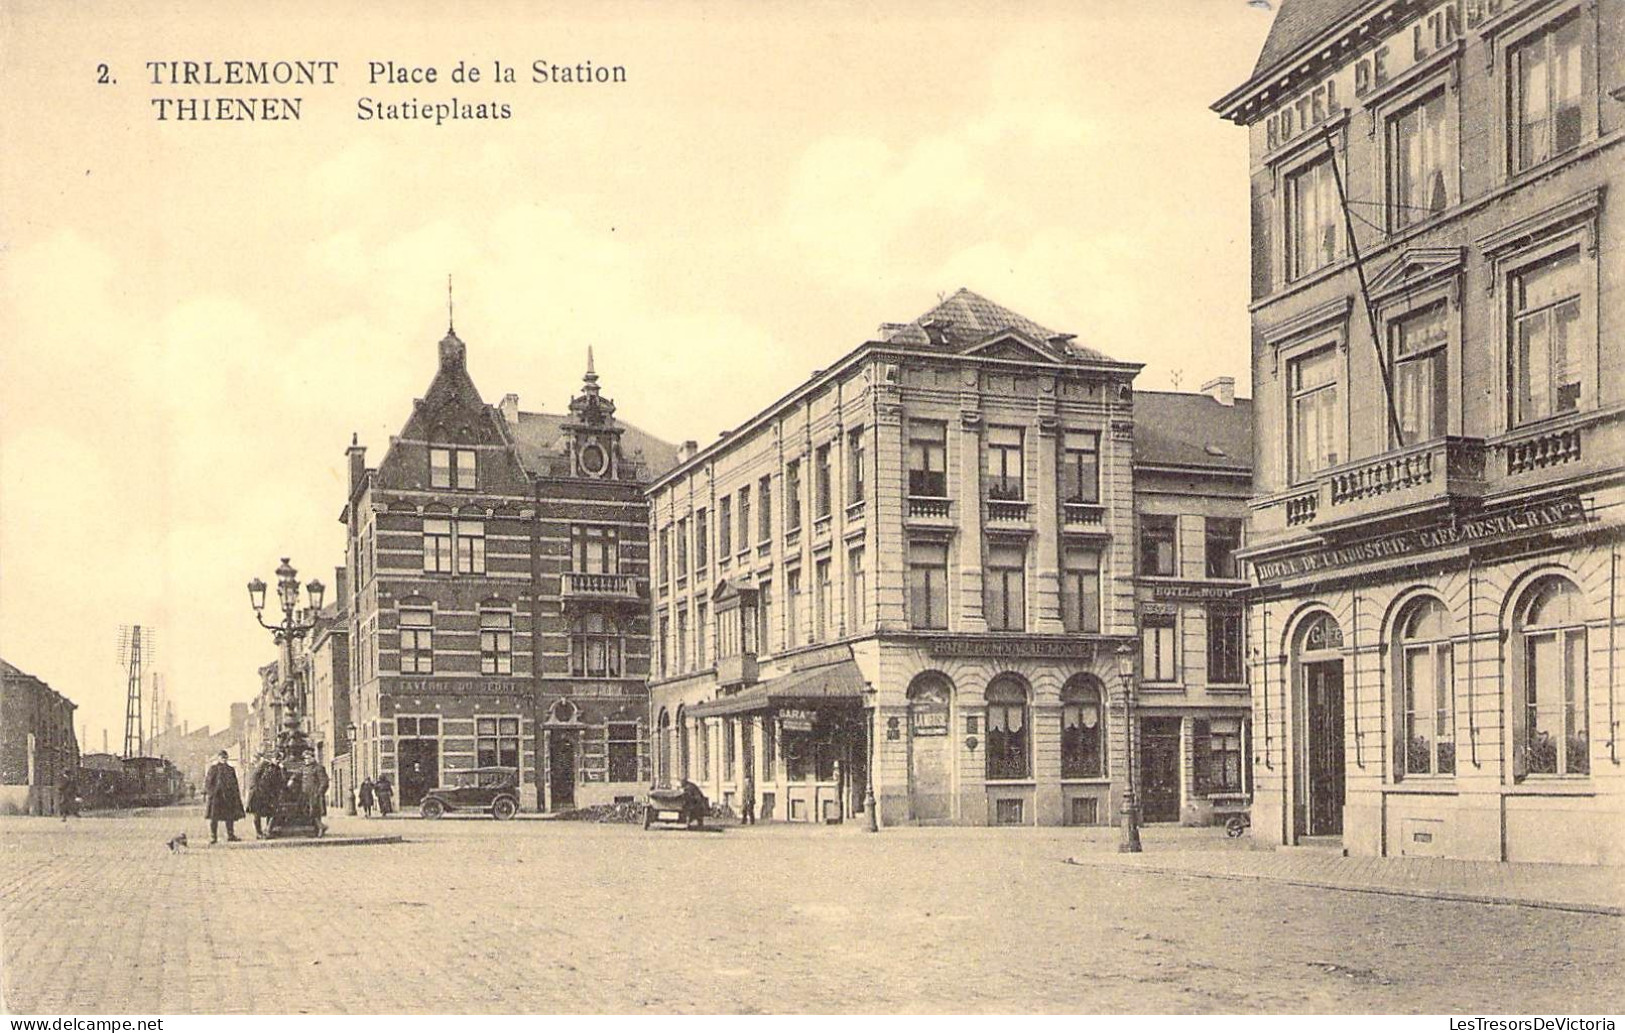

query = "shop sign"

[
  {"left": 1139, "top": 602, "right": 1179, "bottom": 617},
  {"left": 1149, "top": 582, "right": 1242, "bottom": 601},
  {"left": 393, "top": 677, "right": 524, "bottom": 695},
  {"left": 927, "top": 636, "right": 1094, "bottom": 659},
  {"left": 779, "top": 709, "right": 815, "bottom": 733},
  {"left": 911, "top": 709, "right": 948, "bottom": 736},
  {"left": 1254, "top": 495, "right": 1586, "bottom": 584}
]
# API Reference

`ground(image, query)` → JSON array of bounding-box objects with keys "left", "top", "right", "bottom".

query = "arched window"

[
  {"left": 1515, "top": 577, "right": 1589, "bottom": 779},
  {"left": 571, "top": 613, "right": 623, "bottom": 678},
  {"left": 1061, "top": 675, "right": 1105, "bottom": 779},
  {"left": 1395, "top": 597, "right": 1454, "bottom": 778},
  {"left": 676, "top": 706, "right": 690, "bottom": 781},
  {"left": 657, "top": 709, "right": 672, "bottom": 784},
  {"left": 985, "top": 676, "right": 1030, "bottom": 780}
]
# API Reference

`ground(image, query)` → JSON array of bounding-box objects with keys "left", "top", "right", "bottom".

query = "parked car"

[
  {"left": 419, "top": 766, "right": 521, "bottom": 820},
  {"left": 644, "top": 779, "right": 709, "bottom": 830}
]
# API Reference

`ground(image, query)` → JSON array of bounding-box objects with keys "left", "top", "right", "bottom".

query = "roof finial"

[
  {"left": 447, "top": 274, "right": 455, "bottom": 333},
  {"left": 586, "top": 345, "right": 596, "bottom": 378},
  {"left": 582, "top": 346, "right": 601, "bottom": 395}
]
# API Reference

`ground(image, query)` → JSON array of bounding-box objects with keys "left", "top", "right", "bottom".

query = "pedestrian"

[
  {"left": 203, "top": 750, "right": 245, "bottom": 843},
  {"left": 741, "top": 772, "right": 756, "bottom": 826},
  {"left": 246, "top": 751, "right": 282, "bottom": 839},
  {"left": 374, "top": 774, "right": 394, "bottom": 817},
  {"left": 58, "top": 767, "right": 80, "bottom": 821},
  {"left": 303, "top": 753, "right": 330, "bottom": 837},
  {"left": 359, "top": 777, "right": 376, "bottom": 818}
]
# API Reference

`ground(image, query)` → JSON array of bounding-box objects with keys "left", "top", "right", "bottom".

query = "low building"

[
  {"left": 144, "top": 703, "right": 247, "bottom": 795},
  {"left": 0, "top": 660, "right": 79, "bottom": 815}
]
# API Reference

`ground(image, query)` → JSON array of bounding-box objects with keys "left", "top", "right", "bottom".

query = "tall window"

[
  {"left": 399, "top": 608, "right": 433, "bottom": 674},
  {"left": 1290, "top": 347, "right": 1340, "bottom": 482},
  {"left": 814, "top": 446, "right": 832, "bottom": 519},
  {"left": 1515, "top": 577, "right": 1588, "bottom": 779},
  {"left": 786, "top": 568, "right": 802, "bottom": 645},
  {"left": 1511, "top": 249, "right": 1583, "bottom": 427},
  {"left": 986, "top": 427, "right": 1024, "bottom": 500},
  {"left": 475, "top": 717, "right": 520, "bottom": 767},
  {"left": 573, "top": 525, "right": 619, "bottom": 574},
  {"left": 738, "top": 487, "right": 752, "bottom": 553},
  {"left": 423, "top": 519, "right": 454, "bottom": 573},
  {"left": 847, "top": 547, "right": 867, "bottom": 629},
  {"left": 455, "top": 520, "right": 485, "bottom": 575},
  {"left": 676, "top": 517, "right": 689, "bottom": 578},
  {"left": 657, "top": 710, "right": 671, "bottom": 784},
  {"left": 571, "top": 613, "right": 623, "bottom": 677},
  {"left": 1143, "top": 612, "right": 1178, "bottom": 683},
  {"left": 785, "top": 461, "right": 802, "bottom": 532},
  {"left": 1205, "top": 518, "right": 1243, "bottom": 579},
  {"left": 1061, "top": 546, "right": 1101, "bottom": 634},
  {"left": 1195, "top": 718, "right": 1245, "bottom": 794},
  {"left": 1388, "top": 89, "right": 1452, "bottom": 230},
  {"left": 758, "top": 580, "right": 774, "bottom": 653},
  {"left": 480, "top": 609, "right": 513, "bottom": 674},
  {"left": 847, "top": 427, "right": 866, "bottom": 504},
  {"left": 1391, "top": 302, "right": 1449, "bottom": 445},
  {"left": 908, "top": 541, "right": 948, "bottom": 630},
  {"left": 814, "top": 559, "right": 831, "bottom": 641},
  {"left": 694, "top": 509, "right": 708, "bottom": 570},
  {"left": 757, "top": 476, "right": 772, "bottom": 543},
  {"left": 984, "top": 542, "right": 1026, "bottom": 632},
  {"left": 1286, "top": 155, "right": 1341, "bottom": 280},
  {"left": 1141, "top": 515, "right": 1177, "bottom": 577},
  {"left": 1207, "top": 606, "right": 1244, "bottom": 685},
  {"left": 1396, "top": 598, "right": 1454, "bottom": 778},
  {"left": 429, "top": 447, "right": 477, "bottom": 490},
  {"left": 1063, "top": 430, "right": 1100, "bottom": 503},
  {"left": 1511, "top": 15, "right": 1583, "bottom": 173},
  {"left": 659, "top": 527, "right": 670, "bottom": 586},
  {"left": 608, "top": 723, "right": 639, "bottom": 782},
  {"left": 723, "top": 719, "right": 736, "bottom": 782},
  {"left": 695, "top": 602, "right": 708, "bottom": 668},
  {"left": 1061, "top": 676, "right": 1104, "bottom": 779},
  {"left": 985, "top": 677, "right": 1030, "bottom": 780},
  {"left": 719, "top": 496, "right": 732, "bottom": 557},
  {"left": 658, "top": 614, "right": 670, "bottom": 678},
  {"left": 676, "top": 607, "right": 689, "bottom": 672},
  {"left": 908, "top": 420, "right": 948, "bottom": 497}
]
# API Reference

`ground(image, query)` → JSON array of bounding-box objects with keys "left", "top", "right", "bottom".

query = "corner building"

[
  {"left": 1216, "top": 0, "right": 1624, "bottom": 863},
  {"left": 343, "top": 328, "right": 676, "bottom": 812},
  {"left": 647, "top": 290, "right": 1148, "bottom": 826}
]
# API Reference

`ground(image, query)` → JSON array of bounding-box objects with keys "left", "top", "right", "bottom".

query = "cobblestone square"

[{"left": 2, "top": 808, "right": 1620, "bottom": 1014}]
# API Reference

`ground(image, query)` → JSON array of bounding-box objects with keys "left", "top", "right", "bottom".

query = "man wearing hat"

[
  {"left": 246, "top": 750, "right": 283, "bottom": 839},
  {"left": 203, "top": 750, "right": 245, "bottom": 843}
]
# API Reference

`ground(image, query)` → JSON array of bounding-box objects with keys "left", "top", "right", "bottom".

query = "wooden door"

[{"left": 1140, "top": 717, "right": 1182, "bottom": 823}]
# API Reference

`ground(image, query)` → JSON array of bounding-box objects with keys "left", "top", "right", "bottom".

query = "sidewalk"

[{"left": 1064, "top": 843, "right": 1625, "bottom": 915}]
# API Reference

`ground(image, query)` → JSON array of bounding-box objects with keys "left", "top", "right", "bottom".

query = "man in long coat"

[
  {"left": 203, "top": 750, "right": 245, "bottom": 843},
  {"left": 303, "top": 754, "right": 330, "bottom": 836},
  {"left": 246, "top": 753, "right": 282, "bottom": 839}
]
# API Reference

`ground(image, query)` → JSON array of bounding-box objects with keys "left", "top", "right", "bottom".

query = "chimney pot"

[{"left": 1199, "top": 376, "right": 1236, "bottom": 407}]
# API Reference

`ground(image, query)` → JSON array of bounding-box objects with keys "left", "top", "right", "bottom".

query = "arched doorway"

[
  {"left": 906, "top": 673, "right": 953, "bottom": 822},
  {"left": 1293, "top": 611, "right": 1345, "bottom": 838}
]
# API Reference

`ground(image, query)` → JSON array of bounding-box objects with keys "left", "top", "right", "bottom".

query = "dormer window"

[{"left": 430, "top": 447, "right": 476, "bottom": 490}]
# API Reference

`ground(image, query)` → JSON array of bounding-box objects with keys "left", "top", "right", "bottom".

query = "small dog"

[{"left": 167, "top": 832, "right": 188, "bottom": 852}]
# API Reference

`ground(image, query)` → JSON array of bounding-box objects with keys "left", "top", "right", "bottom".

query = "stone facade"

[{"left": 0, "top": 659, "right": 78, "bottom": 815}]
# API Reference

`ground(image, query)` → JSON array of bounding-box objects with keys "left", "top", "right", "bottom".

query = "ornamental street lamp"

[
  {"left": 864, "top": 687, "right": 879, "bottom": 833},
  {"left": 1115, "top": 641, "right": 1143, "bottom": 854},
  {"left": 346, "top": 722, "right": 359, "bottom": 816},
  {"left": 246, "top": 558, "right": 325, "bottom": 777}
]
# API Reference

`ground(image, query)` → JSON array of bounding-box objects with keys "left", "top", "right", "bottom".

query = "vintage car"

[
  {"left": 644, "top": 779, "right": 709, "bottom": 830},
  {"left": 419, "top": 766, "right": 522, "bottom": 820}
]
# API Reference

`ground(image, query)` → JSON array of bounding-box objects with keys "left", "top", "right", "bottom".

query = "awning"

[{"left": 688, "top": 659, "right": 869, "bottom": 718}]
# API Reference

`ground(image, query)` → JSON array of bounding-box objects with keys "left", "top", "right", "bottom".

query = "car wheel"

[
  {"left": 491, "top": 797, "right": 518, "bottom": 821},
  {"left": 421, "top": 798, "right": 446, "bottom": 820}
]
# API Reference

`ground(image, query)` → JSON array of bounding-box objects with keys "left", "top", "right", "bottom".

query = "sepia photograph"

[{"left": 0, "top": 0, "right": 1621, "bottom": 1019}]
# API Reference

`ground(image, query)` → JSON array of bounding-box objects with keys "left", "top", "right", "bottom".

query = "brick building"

[
  {"left": 1132, "top": 381, "right": 1256, "bottom": 826},
  {"left": 1215, "top": 0, "right": 1624, "bottom": 862},
  {"left": 297, "top": 582, "right": 351, "bottom": 808},
  {"left": 0, "top": 659, "right": 79, "bottom": 815},
  {"left": 647, "top": 289, "right": 1154, "bottom": 826},
  {"left": 343, "top": 326, "right": 677, "bottom": 811}
]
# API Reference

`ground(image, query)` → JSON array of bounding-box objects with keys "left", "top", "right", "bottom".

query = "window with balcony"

[
  {"left": 480, "top": 609, "right": 513, "bottom": 675},
  {"left": 815, "top": 446, "right": 832, "bottom": 520},
  {"left": 986, "top": 427, "right": 1024, "bottom": 500},
  {"left": 1286, "top": 155, "right": 1341, "bottom": 280},
  {"left": 719, "top": 496, "right": 732, "bottom": 558},
  {"left": 1142, "top": 612, "right": 1178, "bottom": 683},
  {"left": 1290, "top": 347, "right": 1340, "bottom": 483},
  {"left": 399, "top": 608, "right": 433, "bottom": 674},
  {"left": 785, "top": 460, "right": 803, "bottom": 533},
  {"left": 1205, "top": 518, "right": 1243, "bottom": 579},
  {"left": 757, "top": 476, "right": 772, "bottom": 543},
  {"left": 694, "top": 509, "right": 708, "bottom": 571},
  {"left": 908, "top": 541, "right": 948, "bottom": 630},
  {"left": 984, "top": 542, "right": 1026, "bottom": 632},
  {"left": 1063, "top": 430, "right": 1100, "bottom": 504},
  {"left": 1140, "top": 515, "right": 1177, "bottom": 577},
  {"left": 1388, "top": 88, "right": 1452, "bottom": 231},
  {"left": 571, "top": 613, "right": 624, "bottom": 678},
  {"left": 1207, "top": 606, "right": 1244, "bottom": 685},
  {"left": 1510, "top": 249, "right": 1583, "bottom": 427},
  {"left": 847, "top": 427, "right": 866, "bottom": 504},
  {"left": 908, "top": 420, "right": 948, "bottom": 497},
  {"left": 1510, "top": 14, "right": 1583, "bottom": 174},
  {"left": 1387, "top": 301, "right": 1451, "bottom": 446},
  {"left": 1060, "top": 546, "right": 1101, "bottom": 634},
  {"left": 572, "top": 525, "right": 619, "bottom": 575},
  {"left": 429, "top": 446, "right": 477, "bottom": 490}
]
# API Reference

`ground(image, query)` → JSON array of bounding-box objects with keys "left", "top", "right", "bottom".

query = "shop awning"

[{"left": 688, "top": 659, "right": 869, "bottom": 718}]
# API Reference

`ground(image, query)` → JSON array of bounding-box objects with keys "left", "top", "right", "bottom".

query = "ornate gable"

[
  {"left": 962, "top": 329, "right": 1061, "bottom": 363},
  {"left": 1368, "top": 246, "right": 1466, "bottom": 302}
]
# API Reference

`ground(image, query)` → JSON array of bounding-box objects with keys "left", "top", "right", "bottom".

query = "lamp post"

[
  {"left": 864, "top": 688, "right": 879, "bottom": 833},
  {"left": 1115, "top": 641, "right": 1143, "bottom": 853},
  {"left": 246, "top": 558, "right": 326, "bottom": 765},
  {"left": 346, "top": 722, "right": 358, "bottom": 815}
]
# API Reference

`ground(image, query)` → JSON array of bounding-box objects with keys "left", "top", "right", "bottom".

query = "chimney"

[
  {"left": 676, "top": 439, "right": 699, "bottom": 464},
  {"left": 334, "top": 566, "right": 349, "bottom": 612},
  {"left": 500, "top": 393, "right": 520, "bottom": 425},
  {"left": 347, "top": 433, "right": 367, "bottom": 494},
  {"left": 1200, "top": 376, "right": 1236, "bottom": 407}
]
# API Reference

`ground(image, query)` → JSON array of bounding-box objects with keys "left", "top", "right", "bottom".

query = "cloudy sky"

[{"left": 0, "top": 0, "right": 1274, "bottom": 748}]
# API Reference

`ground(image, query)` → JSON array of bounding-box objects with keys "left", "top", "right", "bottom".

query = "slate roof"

[
  {"left": 1250, "top": 0, "right": 1377, "bottom": 80},
  {"left": 1133, "top": 390, "right": 1254, "bottom": 473},
  {"left": 879, "top": 288, "right": 1117, "bottom": 363},
  {"left": 508, "top": 410, "right": 681, "bottom": 481}
]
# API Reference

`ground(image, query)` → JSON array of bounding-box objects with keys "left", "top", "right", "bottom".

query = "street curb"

[
  {"left": 219, "top": 835, "right": 405, "bottom": 850},
  {"left": 1062, "top": 857, "right": 1625, "bottom": 917}
]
